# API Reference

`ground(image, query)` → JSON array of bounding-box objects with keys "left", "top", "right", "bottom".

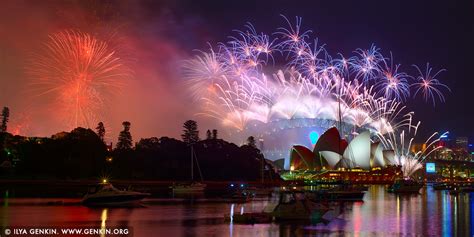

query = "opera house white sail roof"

[{"left": 289, "top": 127, "right": 395, "bottom": 170}]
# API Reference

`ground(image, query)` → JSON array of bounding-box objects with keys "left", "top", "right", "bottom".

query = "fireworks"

[
  {"left": 9, "top": 111, "right": 31, "bottom": 136},
  {"left": 185, "top": 16, "right": 448, "bottom": 132},
  {"left": 412, "top": 63, "right": 450, "bottom": 106},
  {"left": 28, "top": 30, "right": 131, "bottom": 129},
  {"left": 376, "top": 119, "right": 446, "bottom": 177},
  {"left": 184, "top": 16, "right": 449, "bottom": 177}
]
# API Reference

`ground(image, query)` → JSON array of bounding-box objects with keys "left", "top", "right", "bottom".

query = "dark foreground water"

[{"left": 0, "top": 185, "right": 473, "bottom": 236}]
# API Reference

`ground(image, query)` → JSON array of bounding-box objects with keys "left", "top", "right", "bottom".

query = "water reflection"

[
  {"left": 100, "top": 208, "right": 107, "bottom": 237},
  {"left": 471, "top": 193, "right": 474, "bottom": 236},
  {"left": 0, "top": 185, "right": 472, "bottom": 236}
]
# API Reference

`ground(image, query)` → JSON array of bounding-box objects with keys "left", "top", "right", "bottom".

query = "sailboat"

[{"left": 171, "top": 145, "right": 207, "bottom": 192}]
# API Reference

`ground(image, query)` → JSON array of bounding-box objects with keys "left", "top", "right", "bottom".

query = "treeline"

[
  {"left": 113, "top": 135, "right": 273, "bottom": 181},
  {"left": 0, "top": 117, "right": 277, "bottom": 181},
  {"left": 0, "top": 128, "right": 107, "bottom": 179}
]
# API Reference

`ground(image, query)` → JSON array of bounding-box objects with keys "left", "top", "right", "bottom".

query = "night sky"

[{"left": 0, "top": 0, "right": 473, "bottom": 142}]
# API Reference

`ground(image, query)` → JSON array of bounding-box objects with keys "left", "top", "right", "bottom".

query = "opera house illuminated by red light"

[{"left": 282, "top": 127, "right": 403, "bottom": 183}]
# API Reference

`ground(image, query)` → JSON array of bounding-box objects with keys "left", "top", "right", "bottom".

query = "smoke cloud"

[{"left": 0, "top": 0, "right": 222, "bottom": 143}]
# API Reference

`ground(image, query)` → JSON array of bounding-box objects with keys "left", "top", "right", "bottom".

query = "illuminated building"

[
  {"left": 411, "top": 143, "right": 427, "bottom": 154},
  {"left": 289, "top": 127, "right": 392, "bottom": 171},
  {"left": 282, "top": 127, "right": 403, "bottom": 183}
]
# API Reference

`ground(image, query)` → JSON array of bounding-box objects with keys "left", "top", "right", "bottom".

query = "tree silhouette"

[
  {"left": 96, "top": 122, "right": 105, "bottom": 142},
  {"left": 1, "top": 107, "right": 10, "bottom": 133},
  {"left": 212, "top": 129, "right": 218, "bottom": 139},
  {"left": 117, "top": 121, "right": 133, "bottom": 150},
  {"left": 247, "top": 136, "right": 256, "bottom": 148},
  {"left": 181, "top": 120, "right": 199, "bottom": 145},
  {"left": 206, "top": 129, "right": 212, "bottom": 140}
]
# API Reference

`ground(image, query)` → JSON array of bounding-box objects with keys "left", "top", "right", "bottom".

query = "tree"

[
  {"left": 247, "top": 136, "right": 256, "bottom": 148},
  {"left": 206, "top": 129, "right": 212, "bottom": 140},
  {"left": 181, "top": 120, "right": 199, "bottom": 145},
  {"left": 96, "top": 122, "right": 105, "bottom": 142},
  {"left": 136, "top": 137, "right": 160, "bottom": 151},
  {"left": 212, "top": 129, "right": 218, "bottom": 140},
  {"left": 1, "top": 107, "right": 9, "bottom": 133},
  {"left": 116, "top": 121, "right": 133, "bottom": 150}
]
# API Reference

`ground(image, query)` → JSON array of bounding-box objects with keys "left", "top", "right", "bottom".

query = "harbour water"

[{"left": 0, "top": 185, "right": 473, "bottom": 236}]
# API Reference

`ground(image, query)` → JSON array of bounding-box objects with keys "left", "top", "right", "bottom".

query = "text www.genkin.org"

[{"left": 2, "top": 227, "right": 132, "bottom": 236}]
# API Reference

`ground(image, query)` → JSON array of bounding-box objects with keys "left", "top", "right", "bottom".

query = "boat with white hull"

[
  {"left": 82, "top": 182, "right": 150, "bottom": 206},
  {"left": 171, "top": 145, "right": 207, "bottom": 193}
]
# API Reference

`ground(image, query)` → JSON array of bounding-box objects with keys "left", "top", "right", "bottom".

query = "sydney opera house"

[{"left": 281, "top": 127, "right": 403, "bottom": 183}]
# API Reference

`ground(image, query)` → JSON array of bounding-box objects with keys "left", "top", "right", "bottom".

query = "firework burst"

[
  {"left": 28, "top": 30, "right": 131, "bottom": 129},
  {"left": 184, "top": 16, "right": 448, "bottom": 133},
  {"left": 376, "top": 119, "right": 446, "bottom": 178},
  {"left": 184, "top": 16, "right": 450, "bottom": 172},
  {"left": 412, "top": 63, "right": 450, "bottom": 106}
]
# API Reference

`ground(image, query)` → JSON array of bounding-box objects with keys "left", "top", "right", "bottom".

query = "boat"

[
  {"left": 221, "top": 187, "right": 255, "bottom": 203},
  {"left": 271, "top": 191, "right": 330, "bottom": 221},
  {"left": 388, "top": 179, "right": 423, "bottom": 194},
  {"left": 449, "top": 184, "right": 474, "bottom": 195},
  {"left": 226, "top": 191, "right": 332, "bottom": 224},
  {"left": 171, "top": 182, "right": 206, "bottom": 193},
  {"left": 307, "top": 189, "right": 365, "bottom": 201},
  {"left": 306, "top": 184, "right": 366, "bottom": 201},
  {"left": 353, "top": 185, "right": 369, "bottom": 192},
  {"left": 224, "top": 212, "right": 272, "bottom": 224},
  {"left": 82, "top": 181, "right": 150, "bottom": 207},
  {"left": 171, "top": 145, "right": 207, "bottom": 193},
  {"left": 433, "top": 182, "right": 457, "bottom": 190},
  {"left": 308, "top": 185, "right": 365, "bottom": 201}
]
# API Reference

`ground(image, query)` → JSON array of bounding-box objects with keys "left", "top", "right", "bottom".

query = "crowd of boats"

[
  {"left": 81, "top": 180, "right": 369, "bottom": 206},
  {"left": 432, "top": 182, "right": 474, "bottom": 195},
  {"left": 80, "top": 178, "right": 473, "bottom": 224},
  {"left": 80, "top": 180, "right": 366, "bottom": 224}
]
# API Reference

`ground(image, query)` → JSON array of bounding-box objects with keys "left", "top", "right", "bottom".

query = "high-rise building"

[{"left": 410, "top": 143, "right": 427, "bottom": 154}]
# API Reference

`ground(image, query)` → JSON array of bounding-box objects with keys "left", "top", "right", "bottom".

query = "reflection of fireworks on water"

[
  {"left": 184, "top": 16, "right": 450, "bottom": 176},
  {"left": 27, "top": 30, "right": 131, "bottom": 129}
]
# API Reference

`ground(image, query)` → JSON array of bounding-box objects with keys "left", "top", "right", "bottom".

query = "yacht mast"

[{"left": 191, "top": 145, "right": 194, "bottom": 181}]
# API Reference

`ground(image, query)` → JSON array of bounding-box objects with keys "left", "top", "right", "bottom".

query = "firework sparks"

[
  {"left": 412, "top": 63, "right": 450, "bottom": 106},
  {"left": 27, "top": 30, "right": 131, "bottom": 129},
  {"left": 9, "top": 111, "right": 32, "bottom": 136},
  {"left": 377, "top": 120, "right": 446, "bottom": 178},
  {"left": 185, "top": 16, "right": 448, "bottom": 133},
  {"left": 184, "top": 16, "right": 450, "bottom": 171}
]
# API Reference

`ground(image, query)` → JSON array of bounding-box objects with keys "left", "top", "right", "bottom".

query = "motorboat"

[
  {"left": 82, "top": 181, "right": 150, "bottom": 206},
  {"left": 388, "top": 179, "right": 423, "bottom": 194}
]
